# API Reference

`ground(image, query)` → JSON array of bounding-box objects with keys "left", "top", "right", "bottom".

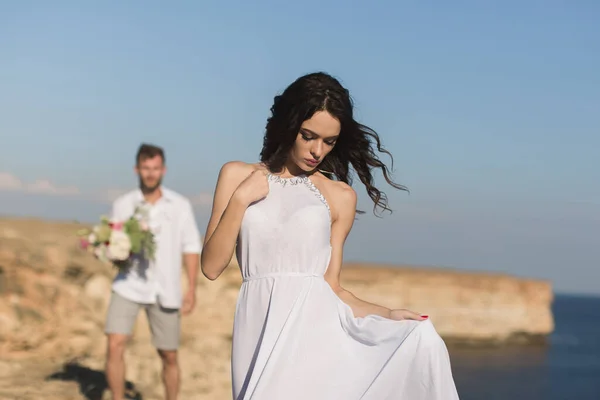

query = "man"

[{"left": 105, "top": 143, "right": 201, "bottom": 400}]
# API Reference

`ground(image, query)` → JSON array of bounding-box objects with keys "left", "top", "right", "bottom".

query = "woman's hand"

[
  {"left": 232, "top": 168, "right": 270, "bottom": 207},
  {"left": 389, "top": 309, "right": 428, "bottom": 321}
]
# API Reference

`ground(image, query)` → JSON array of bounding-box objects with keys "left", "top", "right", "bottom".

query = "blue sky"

[{"left": 1, "top": 1, "right": 599, "bottom": 295}]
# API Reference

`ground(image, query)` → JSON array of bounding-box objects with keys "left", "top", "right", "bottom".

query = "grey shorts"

[{"left": 105, "top": 291, "right": 180, "bottom": 351}]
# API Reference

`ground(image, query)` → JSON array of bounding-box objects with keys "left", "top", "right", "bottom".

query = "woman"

[{"left": 201, "top": 72, "right": 459, "bottom": 399}]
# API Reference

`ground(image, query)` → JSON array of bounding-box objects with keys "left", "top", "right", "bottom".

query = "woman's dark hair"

[{"left": 260, "top": 72, "right": 408, "bottom": 215}]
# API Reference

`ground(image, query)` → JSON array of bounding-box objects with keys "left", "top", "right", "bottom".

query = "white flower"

[
  {"left": 88, "top": 233, "right": 97, "bottom": 244},
  {"left": 107, "top": 230, "right": 132, "bottom": 261},
  {"left": 94, "top": 245, "right": 108, "bottom": 261}
]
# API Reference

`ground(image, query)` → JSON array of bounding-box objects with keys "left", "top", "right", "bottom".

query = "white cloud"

[
  {"left": 27, "top": 179, "right": 80, "bottom": 195},
  {"left": 0, "top": 172, "right": 22, "bottom": 191},
  {"left": 1, "top": 172, "right": 213, "bottom": 208},
  {"left": 0, "top": 172, "right": 80, "bottom": 196}
]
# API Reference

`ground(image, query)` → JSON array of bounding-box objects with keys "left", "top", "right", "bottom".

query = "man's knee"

[
  {"left": 107, "top": 334, "right": 129, "bottom": 359},
  {"left": 158, "top": 349, "right": 178, "bottom": 366}
]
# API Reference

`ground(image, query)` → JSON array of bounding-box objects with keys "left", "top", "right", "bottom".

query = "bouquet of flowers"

[{"left": 77, "top": 206, "right": 156, "bottom": 270}]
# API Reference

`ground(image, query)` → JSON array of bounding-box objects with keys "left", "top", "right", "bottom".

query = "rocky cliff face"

[
  {"left": 0, "top": 218, "right": 554, "bottom": 399},
  {"left": 339, "top": 264, "right": 554, "bottom": 345}
]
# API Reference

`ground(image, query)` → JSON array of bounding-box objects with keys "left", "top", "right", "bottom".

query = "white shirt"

[{"left": 110, "top": 187, "right": 201, "bottom": 309}]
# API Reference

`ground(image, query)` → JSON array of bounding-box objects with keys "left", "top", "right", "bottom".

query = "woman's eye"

[
  {"left": 301, "top": 134, "right": 312, "bottom": 141},
  {"left": 325, "top": 141, "right": 336, "bottom": 146}
]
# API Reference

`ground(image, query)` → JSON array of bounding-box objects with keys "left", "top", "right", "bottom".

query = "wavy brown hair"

[{"left": 260, "top": 72, "right": 408, "bottom": 215}]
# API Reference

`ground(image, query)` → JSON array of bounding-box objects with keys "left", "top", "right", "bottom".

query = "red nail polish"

[{"left": 421, "top": 315, "right": 429, "bottom": 319}]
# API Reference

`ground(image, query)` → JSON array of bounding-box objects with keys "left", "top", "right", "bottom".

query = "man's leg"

[
  {"left": 147, "top": 304, "right": 181, "bottom": 400},
  {"left": 158, "top": 348, "right": 179, "bottom": 400},
  {"left": 105, "top": 291, "right": 140, "bottom": 400}
]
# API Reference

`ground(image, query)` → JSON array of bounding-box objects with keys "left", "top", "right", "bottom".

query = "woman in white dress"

[{"left": 201, "top": 72, "right": 459, "bottom": 399}]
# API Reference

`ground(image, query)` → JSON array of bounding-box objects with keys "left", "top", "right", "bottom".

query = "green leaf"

[
  {"left": 96, "top": 225, "right": 111, "bottom": 242},
  {"left": 129, "top": 232, "right": 143, "bottom": 254}
]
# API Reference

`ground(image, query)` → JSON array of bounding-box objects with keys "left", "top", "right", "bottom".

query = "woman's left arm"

[{"left": 324, "top": 184, "right": 426, "bottom": 321}]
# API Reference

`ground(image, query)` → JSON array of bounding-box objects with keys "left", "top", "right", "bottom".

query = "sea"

[{"left": 450, "top": 294, "right": 600, "bottom": 400}]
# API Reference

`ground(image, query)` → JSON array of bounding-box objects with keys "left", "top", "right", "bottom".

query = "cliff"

[{"left": 0, "top": 218, "right": 554, "bottom": 399}]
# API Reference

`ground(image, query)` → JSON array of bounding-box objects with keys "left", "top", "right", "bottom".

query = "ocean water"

[{"left": 450, "top": 294, "right": 600, "bottom": 400}]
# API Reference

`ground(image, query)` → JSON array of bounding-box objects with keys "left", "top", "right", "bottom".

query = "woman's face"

[{"left": 288, "top": 110, "right": 340, "bottom": 173}]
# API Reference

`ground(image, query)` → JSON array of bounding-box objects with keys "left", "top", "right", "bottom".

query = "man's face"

[{"left": 135, "top": 155, "right": 165, "bottom": 192}]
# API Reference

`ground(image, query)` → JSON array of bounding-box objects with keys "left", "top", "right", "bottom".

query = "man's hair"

[{"left": 136, "top": 143, "right": 165, "bottom": 165}]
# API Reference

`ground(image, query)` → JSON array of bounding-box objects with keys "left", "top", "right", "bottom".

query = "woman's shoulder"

[
  {"left": 314, "top": 172, "right": 355, "bottom": 195},
  {"left": 312, "top": 173, "right": 357, "bottom": 211},
  {"left": 218, "top": 161, "right": 263, "bottom": 181}
]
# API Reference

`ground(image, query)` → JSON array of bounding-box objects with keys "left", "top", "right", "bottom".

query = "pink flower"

[
  {"left": 80, "top": 238, "right": 89, "bottom": 249},
  {"left": 109, "top": 221, "right": 124, "bottom": 231}
]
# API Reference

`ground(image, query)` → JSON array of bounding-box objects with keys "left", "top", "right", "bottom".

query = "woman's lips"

[{"left": 304, "top": 158, "right": 319, "bottom": 167}]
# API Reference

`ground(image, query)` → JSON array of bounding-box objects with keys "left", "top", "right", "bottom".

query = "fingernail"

[{"left": 421, "top": 315, "right": 429, "bottom": 319}]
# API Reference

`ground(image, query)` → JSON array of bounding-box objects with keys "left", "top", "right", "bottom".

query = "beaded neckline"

[
  {"left": 266, "top": 173, "right": 331, "bottom": 217},
  {"left": 267, "top": 173, "right": 309, "bottom": 186}
]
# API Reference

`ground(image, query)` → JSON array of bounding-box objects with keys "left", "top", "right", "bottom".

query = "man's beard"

[{"left": 139, "top": 177, "right": 162, "bottom": 194}]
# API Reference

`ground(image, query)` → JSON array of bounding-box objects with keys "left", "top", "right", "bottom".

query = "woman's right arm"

[{"left": 200, "top": 162, "right": 268, "bottom": 280}]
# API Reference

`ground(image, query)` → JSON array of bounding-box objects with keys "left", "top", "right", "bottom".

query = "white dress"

[{"left": 231, "top": 173, "right": 460, "bottom": 400}]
